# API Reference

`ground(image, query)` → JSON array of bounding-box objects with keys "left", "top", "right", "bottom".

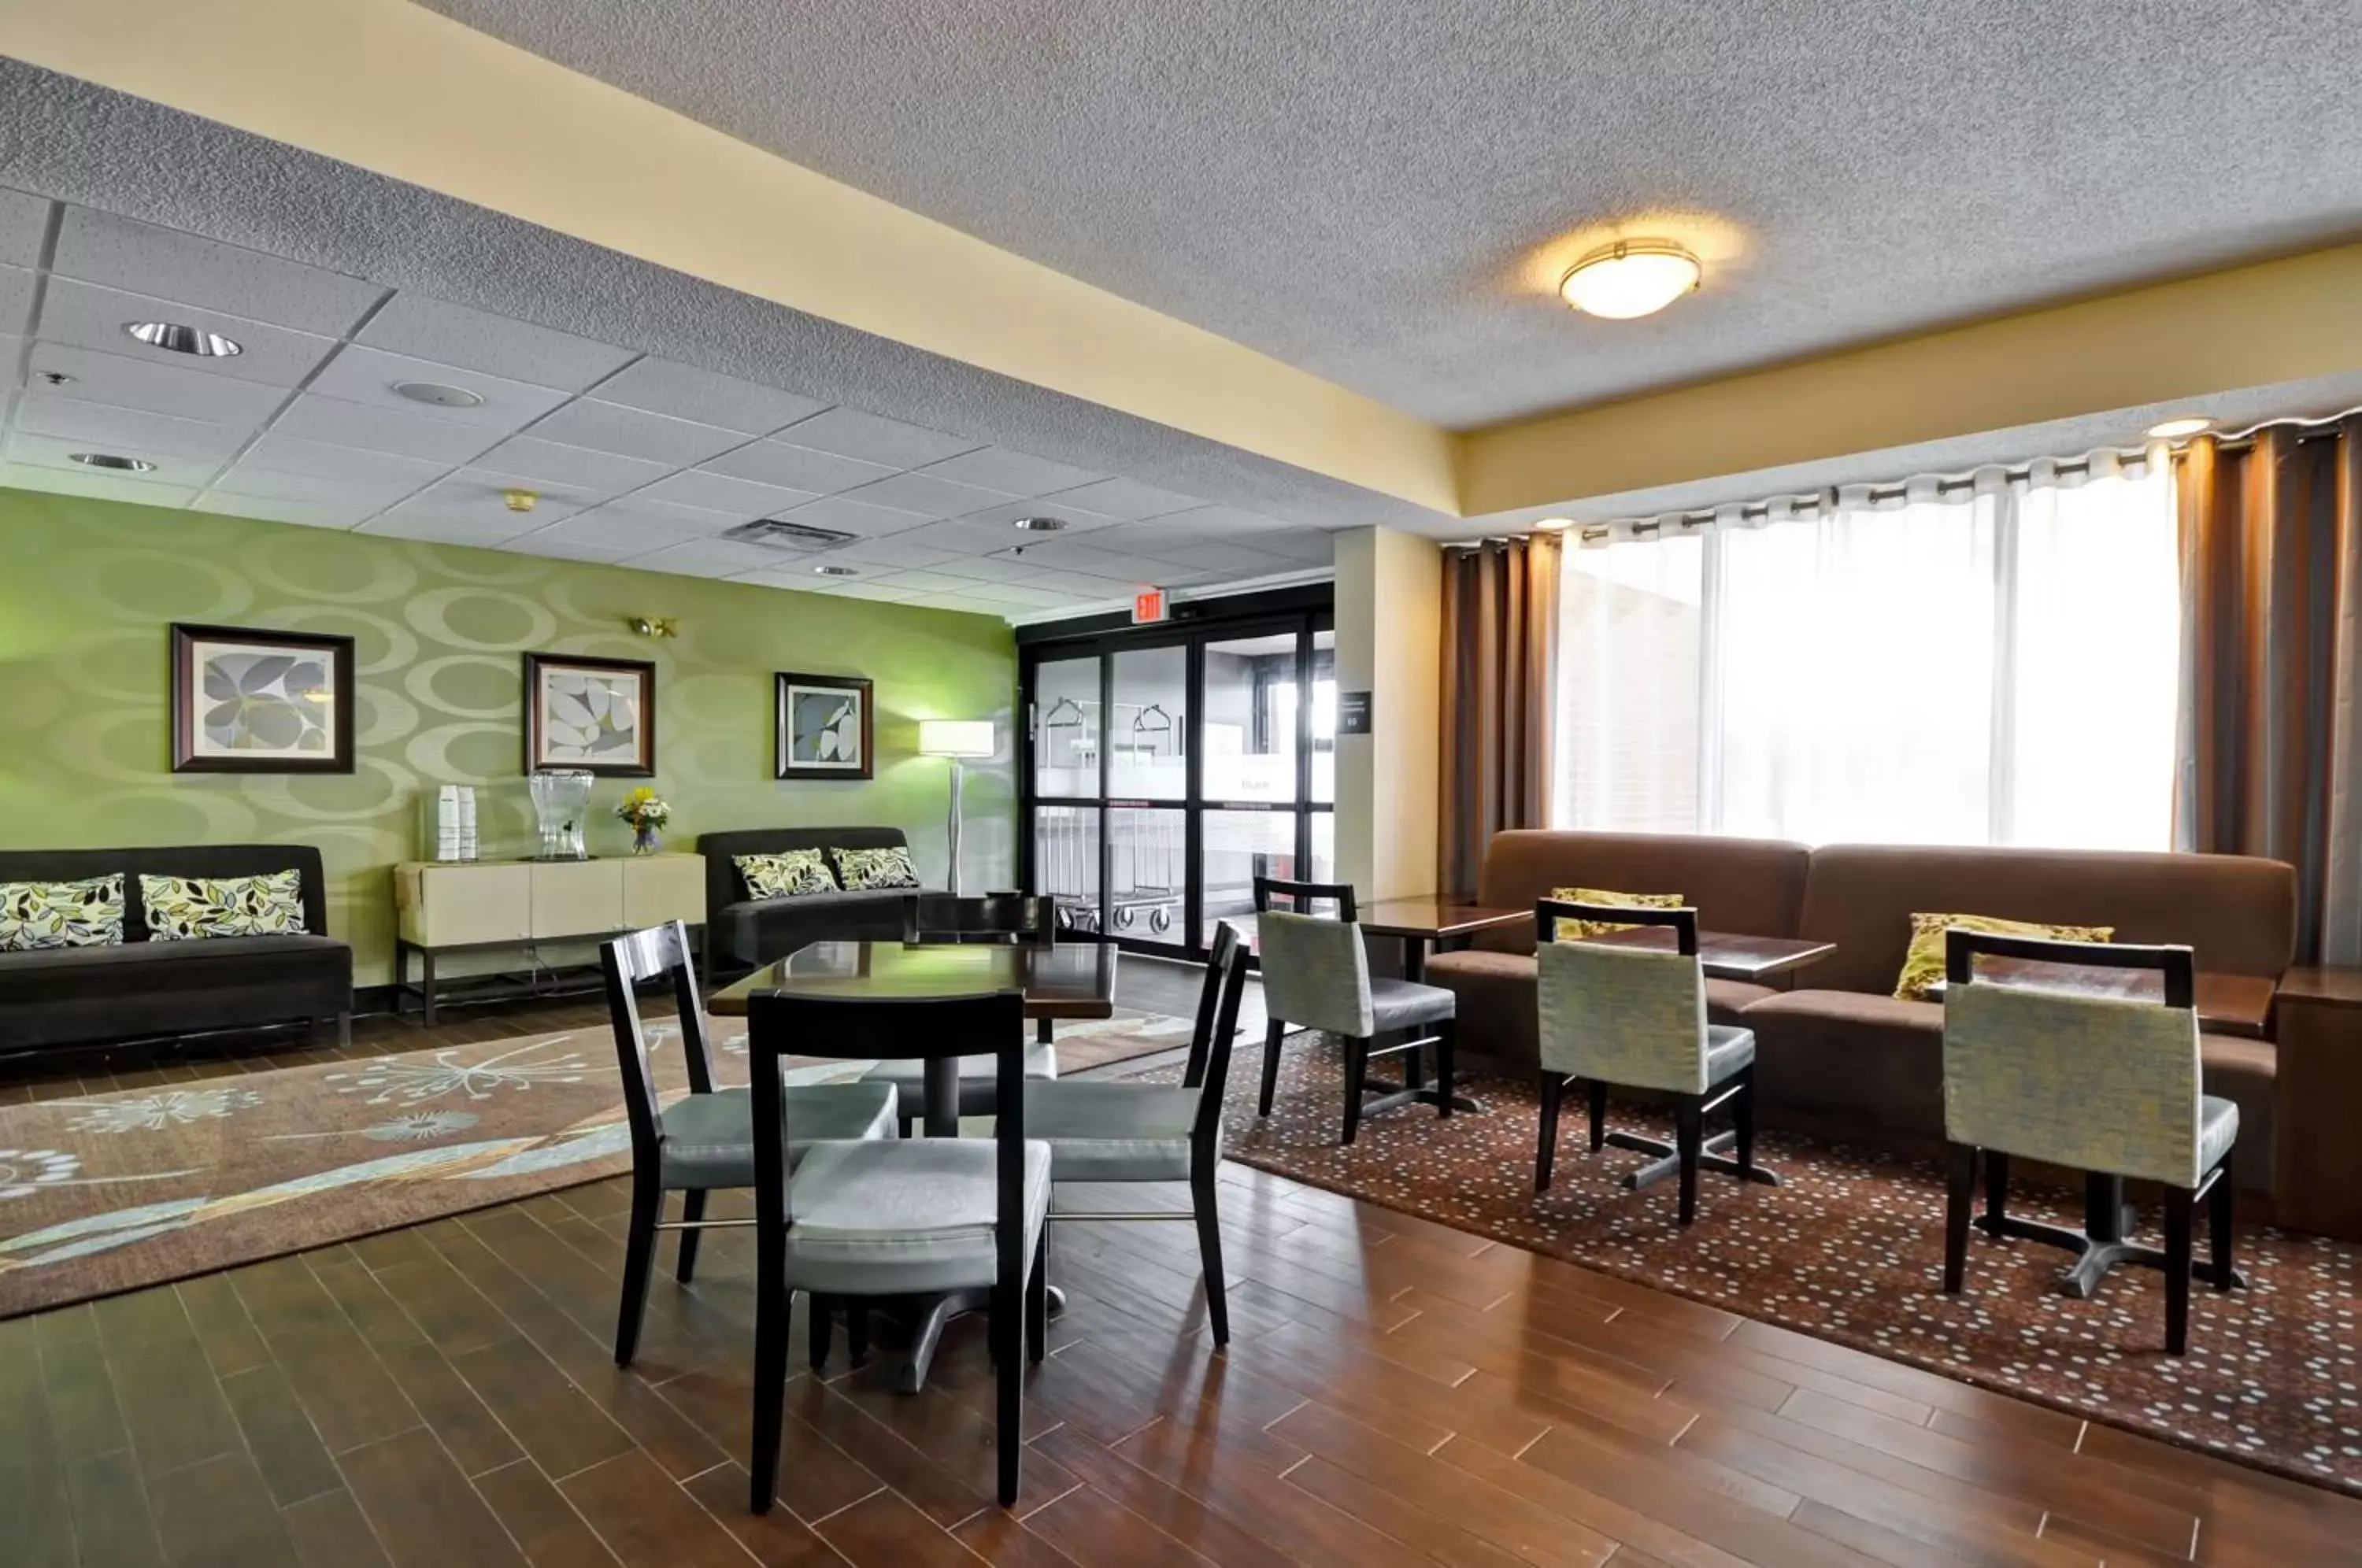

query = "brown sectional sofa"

[{"left": 1426, "top": 831, "right": 2296, "bottom": 1198}]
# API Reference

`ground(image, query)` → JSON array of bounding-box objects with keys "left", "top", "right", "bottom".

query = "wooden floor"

[{"left": 4, "top": 981, "right": 2359, "bottom": 1566}]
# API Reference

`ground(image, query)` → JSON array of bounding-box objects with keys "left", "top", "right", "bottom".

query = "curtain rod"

[{"left": 1448, "top": 407, "right": 2360, "bottom": 549}]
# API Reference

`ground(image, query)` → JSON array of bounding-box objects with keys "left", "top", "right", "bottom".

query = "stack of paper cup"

[{"left": 429, "top": 784, "right": 479, "bottom": 861}]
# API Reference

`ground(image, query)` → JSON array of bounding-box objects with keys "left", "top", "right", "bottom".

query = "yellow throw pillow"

[
  {"left": 1547, "top": 886, "right": 1685, "bottom": 941},
  {"left": 1893, "top": 912, "right": 2115, "bottom": 1002}
]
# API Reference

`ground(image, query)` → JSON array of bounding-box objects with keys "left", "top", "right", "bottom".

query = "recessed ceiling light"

[
  {"left": 124, "top": 320, "right": 242, "bottom": 357},
  {"left": 1560, "top": 240, "right": 1701, "bottom": 320},
  {"left": 68, "top": 452, "right": 156, "bottom": 472},
  {"left": 2145, "top": 415, "right": 2214, "bottom": 440},
  {"left": 1012, "top": 516, "right": 1067, "bottom": 532},
  {"left": 1533, "top": 517, "right": 1575, "bottom": 532},
  {"left": 394, "top": 380, "right": 485, "bottom": 409},
  {"left": 813, "top": 564, "right": 858, "bottom": 577}
]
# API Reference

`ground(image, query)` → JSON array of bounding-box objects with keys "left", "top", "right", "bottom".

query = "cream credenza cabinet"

[{"left": 392, "top": 854, "right": 705, "bottom": 1022}]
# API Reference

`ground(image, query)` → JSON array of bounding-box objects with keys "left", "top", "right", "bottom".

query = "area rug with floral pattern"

[{"left": 1158, "top": 1030, "right": 2362, "bottom": 1496}]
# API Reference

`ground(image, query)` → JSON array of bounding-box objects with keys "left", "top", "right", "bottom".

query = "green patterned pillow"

[
  {"left": 140, "top": 871, "right": 307, "bottom": 941},
  {"left": 735, "top": 849, "right": 839, "bottom": 900},
  {"left": 0, "top": 875, "right": 126, "bottom": 951},
  {"left": 831, "top": 845, "right": 921, "bottom": 892}
]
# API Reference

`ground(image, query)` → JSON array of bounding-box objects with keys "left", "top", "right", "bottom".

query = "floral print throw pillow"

[
  {"left": 0, "top": 875, "right": 126, "bottom": 951},
  {"left": 140, "top": 870, "right": 308, "bottom": 941},
  {"left": 830, "top": 845, "right": 921, "bottom": 891},
  {"left": 735, "top": 850, "right": 839, "bottom": 900}
]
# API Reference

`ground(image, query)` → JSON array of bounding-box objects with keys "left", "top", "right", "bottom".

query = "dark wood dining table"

[
  {"left": 1353, "top": 896, "right": 1531, "bottom": 983},
  {"left": 1584, "top": 924, "right": 1838, "bottom": 982}
]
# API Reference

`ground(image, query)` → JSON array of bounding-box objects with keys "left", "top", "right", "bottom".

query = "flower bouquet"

[{"left": 615, "top": 786, "right": 673, "bottom": 856}]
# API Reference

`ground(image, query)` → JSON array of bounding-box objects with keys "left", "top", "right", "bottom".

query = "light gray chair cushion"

[
  {"left": 1024, "top": 1080, "right": 1205, "bottom": 1183},
  {"left": 1368, "top": 977, "right": 1457, "bottom": 1033},
  {"left": 782, "top": 1136, "right": 1053, "bottom": 1296},
  {"left": 1704, "top": 1025, "right": 1756, "bottom": 1087},
  {"left": 862, "top": 1045, "right": 1058, "bottom": 1118},
  {"left": 2198, "top": 1093, "right": 2239, "bottom": 1179},
  {"left": 655, "top": 1081, "right": 900, "bottom": 1190}
]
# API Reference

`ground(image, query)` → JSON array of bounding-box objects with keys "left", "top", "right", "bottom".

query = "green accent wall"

[{"left": 0, "top": 486, "right": 1017, "bottom": 985}]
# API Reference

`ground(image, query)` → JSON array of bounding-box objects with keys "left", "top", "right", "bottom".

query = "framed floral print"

[
  {"left": 171, "top": 623, "right": 356, "bottom": 774},
  {"left": 776, "top": 671, "right": 872, "bottom": 781},
  {"left": 524, "top": 653, "right": 657, "bottom": 777}
]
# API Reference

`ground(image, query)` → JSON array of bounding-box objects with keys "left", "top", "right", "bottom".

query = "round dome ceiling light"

[
  {"left": 69, "top": 451, "right": 156, "bottom": 472},
  {"left": 394, "top": 380, "right": 485, "bottom": 409},
  {"left": 124, "top": 320, "right": 242, "bottom": 357},
  {"left": 1533, "top": 516, "right": 1575, "bottom": 532},
  {"left": 813, "top": 564, "right": 859, "bottom": 577},
  {"left": 1012, "top": 516, "right": 1067, "bottom": 532},
  {"left": 1559, "top": 241, "right": 1702, "bottom": 320},
  {"left": 2145, "top": 415, "right": 2214, "bottom": 440}
]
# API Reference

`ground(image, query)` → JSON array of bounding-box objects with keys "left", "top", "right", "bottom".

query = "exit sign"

[{"left": 1132, "top": 587, "right": 1169, "bottom": 623}]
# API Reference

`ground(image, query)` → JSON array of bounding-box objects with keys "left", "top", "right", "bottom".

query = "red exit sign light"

[{"left": 1132, "top": 588, "right": 1169, "bottom": 623}]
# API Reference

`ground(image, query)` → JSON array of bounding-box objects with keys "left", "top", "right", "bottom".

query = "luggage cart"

[
  {"left": 1037, "top": 806, "right": 1101, "bottom": 934},
  {"left": 1109, "top": 808, "right": 1180, "bottom": 935}
]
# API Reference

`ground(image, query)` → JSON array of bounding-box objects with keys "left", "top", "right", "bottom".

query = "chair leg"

[
  {"left": 1535, "top": 1071, "right": 1564, "bottom": 1193},
  {"left": 1674, "top": 1095, "right": 1702, "bottom": 1226},
  {"left": 1026, "top": 1230, "right": 1050, "bottom": 1364},
  {"left": 1586, "top": 1081, "right": 1607, "bottom": 1152},
  {"left": 1191, "top": 1161, "right": 1231, "bottom": 1345},
  {"left": 1983, "top": 1149, "right": 2009, "bottom": 1230},
  {"left": 1433, "top": 1016, "right": 1457, "bottom": 1118},
  {"left": 994, "top": 1276, "right": 1024, "bottom": 1507},
  {"left": 809, "top": 1293, "right": 835, "bottom": 1372},
  {"left": 1341, "top": 1036, "right": 1369, "bottom": 1145},
  {"left": 1257, "top": 1020, "right": 1287, "bottom": 1117},
  {"left": 2164, "top": 1185, "right": 2194, "bottom": 1356},
  {"left": 2207, "top": 1163, "right": 2236, "bottom": 1289},
  {"left": 675, "top": 1189, "right": 706, "bottom": 1285},
  {"left": 614, "top": 1169, "right": 661, "bottom": 1366},
  {"left": 1943, "top": 1141, "right": 1976, "bottom": 1294},
  {"left": 750, "top": 1275, "right": 792, "bottom": 1514},
  {"left": 1732, "top": 1065, "right": 1756, "bottom": 1174}
]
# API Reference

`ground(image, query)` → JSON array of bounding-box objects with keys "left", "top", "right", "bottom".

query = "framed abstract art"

[
  {"left": 776, "top": 671, "right": 872, "bottom": 781},
  {"left": 524, "top": 653, "right": 657, "bottom": 777},
  {"left": 170, "top": 623, "right": 356, "bottom": 774}
]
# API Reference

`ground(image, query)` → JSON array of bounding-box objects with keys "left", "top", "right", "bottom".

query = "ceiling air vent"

[{"left": 724, "top": 518, "right": 860, "bottom": 550}]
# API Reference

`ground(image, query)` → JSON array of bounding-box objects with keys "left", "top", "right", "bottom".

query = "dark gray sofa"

[
  {"left": 698, "top": 827, "right": 936, "bottom": 986},
  {"left": 0, "top": 844, "right": 353, "bottom": 1054}
]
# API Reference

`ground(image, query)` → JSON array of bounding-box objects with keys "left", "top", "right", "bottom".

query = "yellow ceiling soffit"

[
  {"left": 1461, "top": 239, "right": 2362, "bottom": 516},
  {"left": 0, "top": 0, "right": 1459, "bottom": 513}
]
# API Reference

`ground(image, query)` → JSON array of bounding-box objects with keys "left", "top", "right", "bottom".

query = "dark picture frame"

[
  {"left": 170, "top": 623, "right": 357, "bottom": 775},
  {"left": 776, "top": 671, "right": 873, "bottom": 781},
  {"left": 524, "top": 653, "right": 658, "bottom": 777}
]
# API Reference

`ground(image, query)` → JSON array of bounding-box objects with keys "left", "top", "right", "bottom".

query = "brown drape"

[
  {"left": 1438, "top": 534, "right": 1561, "bottom": 897},
  {"left": 2175, "top": 420, "right": 2362, "bottom": 963}
]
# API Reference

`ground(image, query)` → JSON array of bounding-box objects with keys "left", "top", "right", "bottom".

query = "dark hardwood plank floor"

[{"left": 2, "top": 968, "right": 2357, "bottom": 1565}]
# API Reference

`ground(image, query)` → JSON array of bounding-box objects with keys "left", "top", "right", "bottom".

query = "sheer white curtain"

[{"left": 1552, "top": 456, "right": 2180, "bottom": 849}]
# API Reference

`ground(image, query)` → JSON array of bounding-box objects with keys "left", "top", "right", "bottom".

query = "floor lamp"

[{"left": 917, "top": 719, "right": 995, "bottom": 896}]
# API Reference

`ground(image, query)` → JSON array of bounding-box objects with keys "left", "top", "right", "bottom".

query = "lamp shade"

[{"left": 917, "top": 719, "right": 995, "bottom": 758}]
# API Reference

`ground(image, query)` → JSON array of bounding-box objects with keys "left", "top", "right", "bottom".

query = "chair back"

[
  {"left": 598, "top": 921, "right": 716, "bottom": 1167},
  {"left": 1533, "top": 900, "right": 1712, "bottom": 1093},
  {"left": 1253, "top": 875, "right": 1357, "bottom": 921},
  {"left": 1941, "top": 930, "right": 2205, "bottom": 1187},
  {"left": 1255, "top": 908, "right": 1373, "bottom": 1037},
  {"left": 902, "top": 892, "right": 1057, "bottom": 945},
  {"left": 1185, "top": 924, "right": 1253, "bottom": 1140}
]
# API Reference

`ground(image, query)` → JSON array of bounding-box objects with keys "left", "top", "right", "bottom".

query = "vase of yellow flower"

[{"left": 614, "top": 786, "right": 672, "bottom": 856}]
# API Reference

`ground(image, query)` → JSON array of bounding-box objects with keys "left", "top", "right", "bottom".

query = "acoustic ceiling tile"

[
  {"left": 835, "top": 469, "right": 1013, "bottom": 520},
  {"left": 190, "top": 493, "right": 370, "bottom": 531},
  {"left": 772, "top": 405, "right": 977, "bottom": 468},
  {"left": 587, "top": 357, "right": 827, "bottom": 434},
  {"left": 812, "top": 534, "right": 969, "bottom": 570},
  {"left": 37, "top": 278, "right": 339, "bottom": 388},
  {"left": 523, "top": 398, "right": 746, "bottom": 468},
  {"left": 0, "top": 187, "right": 49, "bottom": 270},
  {"left": 774, "top": 494, "right": 936, "bottom": 538},
  {"left": 306, "top": 345, "right": 571, "bottom": 431},
  {"left": 357, "top": 293, "right": 638, "bottom": 392},
  {"left": 268, "top": 393, "right": 504, "bottom": 465},
  {"left": 702, "top": 437, "right": 897, "bottom": 496},
  {"left": 1038, "top": 476, "right": 1201, "bottom": 520},
  {"left": 238, "top": 431, "right": 450, "bottom": 487},
  {"left": 52, "top": 205, "right": 382, "bottom": 335},
  {"left": 0, "top": 264, "right": 32, "bottom": 336},
  {"left": 0, "top": 460, "right": 197, "bottom": 508},
  {"left": 953, "top": 497, "right": 1127, "bottom": 534},
  {"left": 24, "top": 342, "right": 291, "bottom": 426},
  {"left": 917, "top": 446, "right": 1102, "bottom": 498},
  {"left": 13, "top": 392, "right": 255, "bottom": 464},
  {"left": 206, "top": 464, "right": 427, "bottom": 512},
  {"left": 472, "top": 434, "right": 673, "bottom": 497},
  {"left": 623, "top": 538, "right": 790, "bottom": 578},
  {"left": 2, "top": 428, "right": 223, "bottom": 490},
  {"left": 635, "top": 467, "right": 816, "bottom": 519}
]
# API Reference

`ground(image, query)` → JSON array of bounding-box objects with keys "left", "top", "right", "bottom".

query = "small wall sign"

[
  {"left": 1338, "top": 690, "right": 1372, "bottom": 734},
  {"left": 1132, "top": 588, "right": 1169, "bottom": 623}
]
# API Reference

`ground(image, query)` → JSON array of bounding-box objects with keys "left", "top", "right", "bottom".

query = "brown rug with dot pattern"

[{"left": 1147, "top": 1031, "right": 2362, "bottom": 1496}]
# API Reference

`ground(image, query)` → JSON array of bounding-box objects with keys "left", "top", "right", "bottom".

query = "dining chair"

[
  {"left": 599, "top": 921, "right": 900, "bottom": 1366},
  {"left": 864, "top": 894, "right": 1062, "bottom": 1135},
  {"left": 1024, "top": 920, "right": 1251, "bottom": 1342},
  {"left": 1531, "top": 900, "right": 1775, "bottom": 1224},
  {"left": 746, "top": 988, "right": 1050, "bottom": 1511},
  {"left": 1940, "top": 929, "right": 2241, "bottom": 1355},
  {"left": 1251, "top": 875, "right": 1458, "bottom": 1144}
]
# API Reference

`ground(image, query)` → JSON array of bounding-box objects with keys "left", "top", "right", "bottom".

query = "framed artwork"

[
  {"left": 524, "top": 653, "right": 657, "bottom": 776},
  {"left": 776, "top": 672, "right": 873, "bottom": 781},
  {"left": 170, "top": 623, "right": 356, "bottom": 774}
]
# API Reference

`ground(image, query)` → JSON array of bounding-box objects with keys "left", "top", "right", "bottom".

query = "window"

[{"left": 1553, "top": 459, "right": 2179, "bottom": 850}]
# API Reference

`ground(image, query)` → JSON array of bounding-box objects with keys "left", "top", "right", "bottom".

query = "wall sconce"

[{"left": 626, "top": 616, "right": 679, "bottom": 639}]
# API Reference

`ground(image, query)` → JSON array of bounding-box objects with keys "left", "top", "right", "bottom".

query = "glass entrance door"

[{"left": 1021, "top": 611, "right": 1332, "bottom": 960}]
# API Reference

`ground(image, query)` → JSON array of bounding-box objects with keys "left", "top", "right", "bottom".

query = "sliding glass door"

[{"left": 1020, "top": 611, "right": 1333, "bottom": 960}]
